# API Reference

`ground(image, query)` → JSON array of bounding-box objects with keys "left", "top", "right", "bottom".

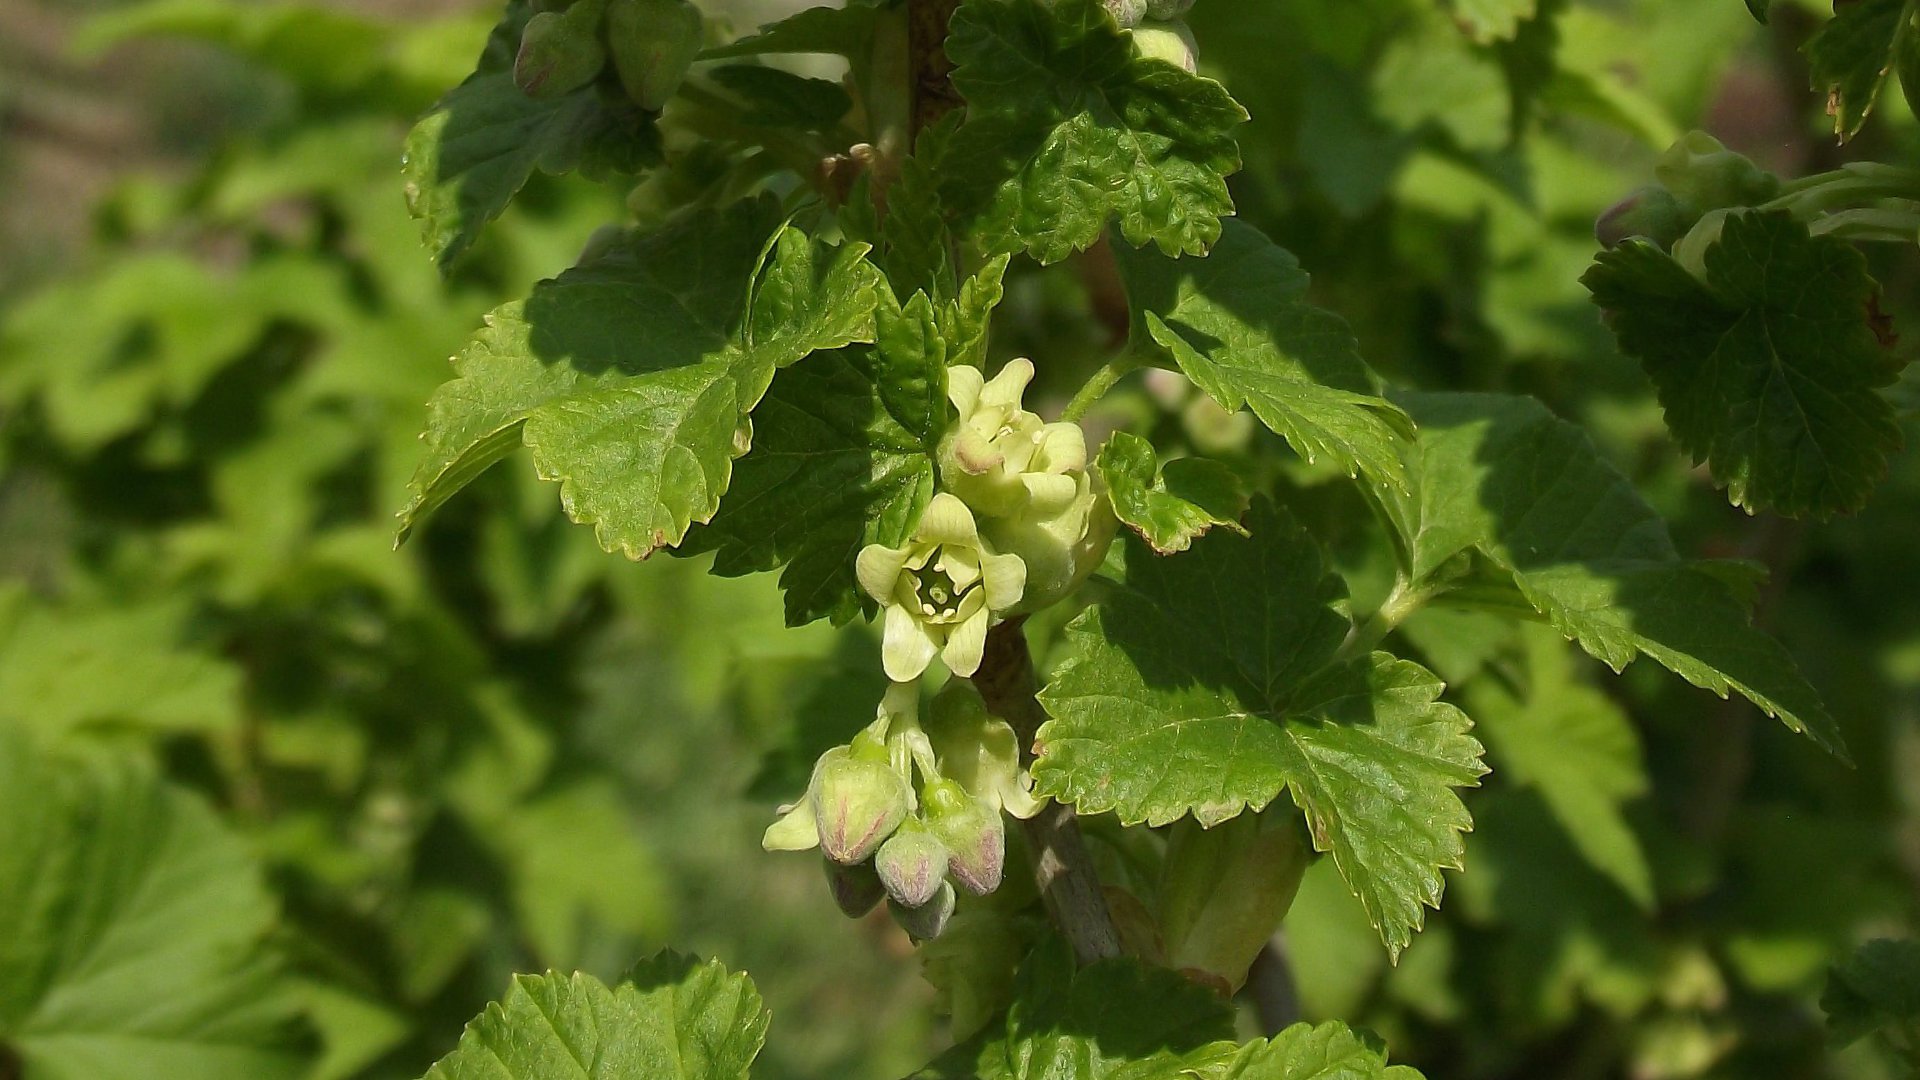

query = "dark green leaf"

[
  {"left": 1114, "top": 220, "right": 1413, "bottom": 489},
  {"left": 699, "top": 3, "right": 880, "bottom": 60},
  {"left": 1035, "top": 502, "right": 1487, "bottom": 957},
  {"left": 1823, "top": 939, "right": 1920, "bottom": 1048},
  {"left": 1584, "top": 209, "right": 1905, "bottom": 518},
  {"left": 1804, "top": 0, "right": 1916, "bottom": 139},
  {"left": 1389, "top": 391, "right": 1848, "bottom": 760},
  {"left": 1096, "top": 432, "right": 1249, "bottom": 555},
  {"left": 945, "top": 0, "right": 1247, "bottom": 262},
  {"left": 402, "top": 4, "right": 660, "bottom": 271}
]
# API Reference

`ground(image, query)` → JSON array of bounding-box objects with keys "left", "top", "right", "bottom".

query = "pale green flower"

[
  {"left": 941, "top": 360, "right": 1089, "bottom": 519},
  {"left": 857, "top": 494, "right": 1026, "bottom": 681}
]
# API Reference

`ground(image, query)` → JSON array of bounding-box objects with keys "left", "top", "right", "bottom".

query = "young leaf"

[
  {"left": 0, "top": 731, "right": 310, "bottom": 1080},
  {"left": 398, "top": 201, "right": 885, "bottom": 559},
  {"left": 1584, "top": 210, "right": 1905, "bottom": 518},
  {"left": 1114, "top": 220, "right": 1414, "bottom": 490},
  {"left": 1822, "top": 939, "right": 1920, "bottom": 1048},
  {"left": 403, "top": 2, "right": 661, "bottom": 270},
  {"left": 1803, "top": 0, "right": 1917, "bottom": 139},
  {"left": 944, "top": 0, "right": 1248, "bottom": 263},
  {"left": 1390, "top": 391, "right": 1848, "bottom": 760},
  {"left": 910, "top": 939, "right": 1236, "bottom": 1079},
  {"left": 421, "top": 954, "right": 767, "bottom": 1079},
  {"left": 1035, "top": 502, "right": 1487, "bottom": 957},
  {"left": 1212, "top": 1022, "right": 1427, "bottom": 1079},
  {"left": 1096, "top": 431, "right": 1249, "bottom": 555},
  {"left": 699, "top": 3, "right": 881, "bottom": 60}
]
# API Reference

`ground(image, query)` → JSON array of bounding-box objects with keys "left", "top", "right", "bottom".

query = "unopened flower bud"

[
  {"left": 1104, "top": 0, "right": 1149, "bottom": 28},
  {"left": 812, "top": 735, "right": 910, "bottom": 865},
  {"left": 925, "top": 683, "right": 1045, "bottom": 819},
  {"left": 1595, "top": 186, "right": 1690, "bottom": 249},
  {"left": 514, "top": 3, "right": 608, "bottom": 99},
  {"left": 824, "top": 859, "right": 885, "bottom": 918},
  {"left": 890, "top": 880, "right": 957, "bottom": 941},
  {"left": 1654, "top": 131, "right": 1781, "bottom": 212},
  {"left": 1130, "top": 19, "right": 1198, "bottom": 73},
  {"left": 924, "top": 779, "right": 1005, "bottom": 896},
  {"left": 875, "top": 818, "right": 949, "bottom": 909},
  {"left": 1145, "top": 0, "right": 1196, "bottom": 16},
  {"left": 604, "top": 0, "right": 703, "bottom": 111}
]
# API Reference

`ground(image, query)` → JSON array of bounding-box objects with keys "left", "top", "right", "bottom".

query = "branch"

[
  {"left": 907, "top": 0, "right": 965, "bottom": 137},
  {"left": 974, "top": 619, "right": 1123, "bottom": 965}
]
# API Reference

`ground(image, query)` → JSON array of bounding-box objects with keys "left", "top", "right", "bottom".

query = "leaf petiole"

[{"left": 1060, "top": 352, "right": 1150, "bottom": 423}]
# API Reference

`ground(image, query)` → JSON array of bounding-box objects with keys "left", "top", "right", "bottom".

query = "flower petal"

[
  {"left": 948, "top": 364, "right": 986, "bottom": 416},
  {"left": 883, "top": 604, "right": 941, "bottom": 682},
  {"left": 857, "top": 544, "right": 911, "bottom": 603},
  {"left": 980, "top": 551, "right": 1028, "bottom": 612},
  {"left": 916, "top": 492, "right": 981, "bottom": 550},
  {"left": 938, "top": 546, "right": 981, "bottom": 591},
  {"left": 1020, "top": 473, "right": 1082, "bottom": 517},
  {"left": 1036, "top": 422, "right": 1088, "bottom": 473},
  {"left": 762, "top": 801, "right": 820, "bottom": 851},
  {"left": 942, "top": 607, "right": 990, "bottom": 677},
  {"left": 982, "top": 358, "right": 1035, "bottom": 412}
]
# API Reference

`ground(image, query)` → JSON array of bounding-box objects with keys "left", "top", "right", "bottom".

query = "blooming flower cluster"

[{"left": 765, "top": 359, "right": 1115, "bottom": 939}]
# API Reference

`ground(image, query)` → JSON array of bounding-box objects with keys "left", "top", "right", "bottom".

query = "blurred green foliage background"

[{"left": 0, "top": 0, "right": 1917, "bottom": 1077}]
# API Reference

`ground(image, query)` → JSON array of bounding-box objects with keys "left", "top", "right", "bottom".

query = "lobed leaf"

[
  {"left": 1114, "top": 220, "right": 1414, "bottom": 490},
  {"left": 1035, "top": 503, "right": 1487, "bottom": 957},
  {"left": 1096, "top": 431, "right": 1249, "bottom": 555},
  {"left": 398, "top": 201, "right": 886, "bottom": 559},
  {"left": 421, "top": 954, "right": 767, "bottom": 1079},
  {"left": 1584, "top": 210, "right": 1906, "bottom": 518},
  {"left": 1389, "top": 391, "right": 1848, "bottom": 760},
  {"left": 0, "top": 731, "right": 310, "bottom": 1080},
  {"left": 944, "top": 0, "right": 1247, "bottom": 263}
]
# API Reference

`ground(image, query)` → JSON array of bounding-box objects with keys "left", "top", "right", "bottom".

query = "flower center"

[{"left": 912, "top": 557, "right": 970, "bottom": 622}]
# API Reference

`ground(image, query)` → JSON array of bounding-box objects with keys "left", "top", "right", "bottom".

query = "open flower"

[
  {"left": 941, "top": 361, "right": 1089, "bottom": 520},
  {"left": 857, "top": 493, "right": 1026, "bottom": 681}
]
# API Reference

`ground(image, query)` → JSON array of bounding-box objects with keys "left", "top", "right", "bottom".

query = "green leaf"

[
  {"left": 1389, "top": 391, "right": 1847, "bottom": 760},
  {"left": 699, "top": 3, "right": 880, "bottom": 60},
  {"left": 1442, "top": 0, "right": 1539, "bottom": 43},
  {"left": 1745, "top": 0, "right": 1772, "bottom": 25},
  {"left": 402, "top": 3, "right": 660, "bottom": 271},
  {"left": 1584, "top": 210, "right": 1905, "bottom": 518},
  {"left": 1464, "top": 625, "right": 1654, "bottom": 908},
  {"left": 1096, "top": 432, "right": 1248, "bottom": 555},
  {"left": 421, "top": 954, "right": 767, "bottom": 1079},
  {"left": 0, "top": 731, "right": 310, "bottom": 1080},
  {"left": 945, "top": 0, "right": 1247, "bottom": 263},
  {"left": 1035, "top": 502, "right": 1487, "bottom": 957},
  {"left": 680, "top": 258, "right": 1004, "bottom": 625},
  {"left": 398, "top": 201, "right": 886, "bottom": 559},
  {"left": 1823, "top": 939, "right": 1920, "bottom": 1048},
  {"left": 0, "top": 592, "right": 243, "bottom": 739},
  {"left": 1372, "top": 12, "right": 1511, "bottom": 150},
  {"left": 1113, "top": 220, "right": 1413, "bottom": 490},
  {"left": 1804, "top": 0, "right": 1917, "bottom": 139},
  {"left": 1211, "top": 1022, "right": 1426, "bottom": 1079},
  {"left": 910, "top": 940, "right": 1236, "bottom": 1079}
]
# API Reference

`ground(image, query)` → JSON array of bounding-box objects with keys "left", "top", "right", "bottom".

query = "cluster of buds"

[
  {"left": 514, "top": 0, "right": 702, "bottom": 110},
  {"left": 1594, "top": 131, "right": 1782, "bottom": 252},
  {"left": 1104, "top": 0, "right": 1200, "bottom": 72},
  {"left": 764, "top": 684, "right": 1043, "bottom": 940}
]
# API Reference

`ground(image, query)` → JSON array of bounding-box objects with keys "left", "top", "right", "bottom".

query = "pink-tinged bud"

[
  {"left": 812, "top": 741, "right": 909, "bottom": 866},
  {"left": 889, "top": 880, "right": 957, "bottom": 942},
  {"left": 1595, "top": 186, "right": 1689, "bottom": 249},
  {"left": 513, "top": 5, "right": 607, "bottom": 100},
  {"left": 925, "top": 780, "right": 1005, "bottom": 896},
  {"left": 875, "top": 819, "right": 949, "bottom": 909},
  {"left": 824, "top": 859, "right": 885, "bottom": 918}
]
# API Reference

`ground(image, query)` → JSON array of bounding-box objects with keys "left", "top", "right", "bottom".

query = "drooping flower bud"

[
  {"left": 1595, "top": 186, "right": 1690, "bottom": 249},
  {"left": 824, "top": 859, "right": 885, "bottom": 918},
  {"left": 604, "top": 0, "right": 703, "bottom": 111},
  {"left": 514, "top": 1, "right": 608, "bottom": 100},
  {"left": 857, "top": 493, "right": 1027, "bottom": 681},
  {"left": 924, "top": 779, "right": 1005, "bottom": 897},
  {"left": 812, "top": 731, "right": 910, "bottom": 865},
  {"left": 1130, "top": 19, "right": 1198, "bottom": 73},
  {"left": 890, "top": 880, "right": 957, "bottom": 941},
  {"left": 925, "top": 682, "right": 1044, "bottom": 820},
  {"left": 875, "top": 817, "right": 949, "bottom": 909}
]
